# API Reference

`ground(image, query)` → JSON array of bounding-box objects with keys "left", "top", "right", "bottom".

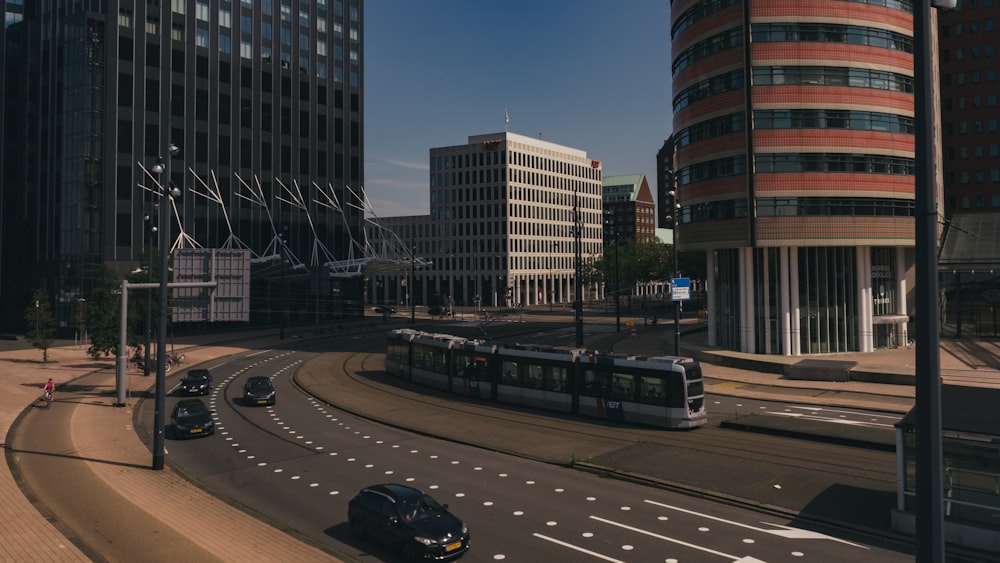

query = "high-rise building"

[
  {"left": 0, "top": 0, "right": 365, "bottom": 332},
  {"left": 938, "top": 2, "right": 1000, "bottom": 217},
  {"left": 670, "top": 1, "right": 935, "bottom": 354},
  {"left": 602, "top": 174, "right": 656, "bottom": 244},
  {"left": 935, "top": 2, "right": 1000, "bottom": 340},
  {"left": 366, "top": 132, "right": 604, "bottom": 311}
]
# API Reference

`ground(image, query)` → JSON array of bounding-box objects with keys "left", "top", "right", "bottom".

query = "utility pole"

[{"left": 915, "top": 1, "right": 948, "bottom": 561}]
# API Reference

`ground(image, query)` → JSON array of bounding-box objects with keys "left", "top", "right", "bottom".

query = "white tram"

[{"left": 386, "top": 329, "right": 706, "bottom": 429}]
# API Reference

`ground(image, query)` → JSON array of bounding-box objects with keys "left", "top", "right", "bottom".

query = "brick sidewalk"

[
  {"left": 0, "top": 344, "right": 102, "bottom": 562},
  {"left": 2, "top": 341, "right": 339, "bottom": 563}
]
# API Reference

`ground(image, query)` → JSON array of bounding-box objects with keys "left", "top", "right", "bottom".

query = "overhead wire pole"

[{"left": 915, "top": 1, "right": 947, "bottom": 561}]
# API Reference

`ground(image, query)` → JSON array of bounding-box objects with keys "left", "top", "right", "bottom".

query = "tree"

[
  {"left": 24, "top": 288, "right": 57, "bottom": 362},
  {"left": 87, "top": 266, "right": 126, "bottom": 359},
  {"left": 89, "top": 256, "right": 172, "bottom": 361}
]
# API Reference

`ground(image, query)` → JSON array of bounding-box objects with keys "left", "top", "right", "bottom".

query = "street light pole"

[
  {"left": 151, "top": 142, "right": 180, "bottom": 471},
  {"left": 279, "top": 226, "right": 288, "bottom": 339},
  {"left": 549, "top": 242, "right": 556, "bottom": 312},
  {"left": 615, "top": 229, "right": 621, "bottom": 333},
  {"left": 144, "top": 213, "right": 155, "bottom": 378},
  {"left": 670, "top": 186, "right": 681, "bottom": 355},
  {"left": 603, "top": 209, "right": 622, "bottom": 333},
  {"left": 915, "top": 2, "right": 947, "bottom": 561},
  {"left": 574, "top": 189, "right": 584, "bottom": 347}
]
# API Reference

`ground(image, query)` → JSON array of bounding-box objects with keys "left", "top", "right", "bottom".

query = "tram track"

[{"left": 305, "top": 347, "right": 896, "bottom": 491}]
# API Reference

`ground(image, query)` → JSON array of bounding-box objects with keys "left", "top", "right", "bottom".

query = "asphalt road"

[{"left": 121, "top": 330, "right": 912, "bottom": 562}]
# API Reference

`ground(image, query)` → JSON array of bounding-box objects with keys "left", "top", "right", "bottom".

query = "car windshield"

[
  {"left": 176, "top": 404, "right": 206, "bottom": 418},
  {"left": 397, "top": 495, "right": 445, "bottom": 522},
  {"left": 248, "top": 379, "right": 272, "bottom": 390},
  {"left": 184, "top": 375, "right": 208, "bottom": 384}
]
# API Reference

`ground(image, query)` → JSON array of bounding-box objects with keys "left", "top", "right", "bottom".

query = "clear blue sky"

[{"left": 363, "top": 1, "right": 672, "bottom": 218}]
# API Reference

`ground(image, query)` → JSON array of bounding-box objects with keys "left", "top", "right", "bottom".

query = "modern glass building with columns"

[
  {"left": 366, "top": 132, "right": 604, "bottom": 311},
  {"left": 0, "top": 0, "right": 365, "bottom": 331},
  {"left": 670, "top": 0, "right": 938, "bottom": 354}
]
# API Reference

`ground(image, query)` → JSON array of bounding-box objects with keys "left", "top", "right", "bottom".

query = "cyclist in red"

[{"left": 42, "top": 378, "right": 55, "bottom": 407}]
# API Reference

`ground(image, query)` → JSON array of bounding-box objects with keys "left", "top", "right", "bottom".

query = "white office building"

[{"left": 366, "top": 131, "right": 604, "bottom": 312}]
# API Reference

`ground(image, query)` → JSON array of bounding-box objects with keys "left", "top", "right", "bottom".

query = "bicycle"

[{"left": 41, "top": 389, "right": 53, "bottom": 408}]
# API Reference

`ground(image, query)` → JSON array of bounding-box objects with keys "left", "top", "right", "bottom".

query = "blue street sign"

[{"left": 670, "top": 277, "right": 691, "bottom": 301}]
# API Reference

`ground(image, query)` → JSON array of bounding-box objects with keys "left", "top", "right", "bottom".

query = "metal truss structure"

[{"left": 138, "top": 163, "right": 427, "bottom": 281}]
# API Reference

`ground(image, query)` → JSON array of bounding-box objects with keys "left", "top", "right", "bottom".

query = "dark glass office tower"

[{"left": 1, "top": 0, "right": 365, "bottom": 332}]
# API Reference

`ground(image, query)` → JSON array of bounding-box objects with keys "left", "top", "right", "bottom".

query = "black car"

[
  {"left": 348, "top": 484, "right": 470, "bottom": 561},
  {"left": 242, "top": 376, "right": 276, "bottom": 406},
  {"left": 177, "top": 369, "right": 213, "bottom": 396},
  {"left": 170, "top": 398, "right": 215, "bottom": 439}
]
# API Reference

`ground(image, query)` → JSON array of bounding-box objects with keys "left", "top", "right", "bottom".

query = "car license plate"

[
  {"left": 191, "top": 428, "right": 203, "bottom": 433},
  {"left": 257, "top": 399, "right": 268, "bottom": 404},
  {"left": 445, "top": 541, "right": 462, "bottom": 552}
]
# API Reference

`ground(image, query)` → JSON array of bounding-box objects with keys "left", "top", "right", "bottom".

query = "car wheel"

[
  {"left": 349, "top": 517, "right": 366, "bottom": 539},
  {"left": 401, "top": 544, "right": 419, "bottom": 563}
]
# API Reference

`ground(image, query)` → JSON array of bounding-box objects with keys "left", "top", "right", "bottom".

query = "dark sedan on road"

[
  {"left": 348, "top": 483, "right": 470, "bottom": 561},
  {"left": 177, "top": 369, "right": 213, "bottom": 396},
  {"left": 170, "top": 398, "right": 215, "bottom": 439},
  {"left": 242, "top": 376, "right": 276, "bottom": 406}
]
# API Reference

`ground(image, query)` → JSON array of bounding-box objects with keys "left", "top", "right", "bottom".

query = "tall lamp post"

[
  {"left": 549, "top": 242, "right": 557, "bottom": 312},
  {"left": 279, "top": 225, "right": 288, "bottom": 339},
  {"left": 605, "top": 210, "right": 622, "bottom": 333},
  {"left": 915, "top": 2, "right": 952, "bottom": 561},
  {"left": 410, "top": 245, "right": 416, "bottom": 324},
  {"left": 143, "top": 212, "right": 156, "bottom": 378},
  {"left": 151, "top": 142, "right": 181, "bottom": 471},
  {"left": 574, "top": 190, "right": 584, "bottom": 347},
  {"left": 669, "top": 188, "right": 681, "bottom": 355}
]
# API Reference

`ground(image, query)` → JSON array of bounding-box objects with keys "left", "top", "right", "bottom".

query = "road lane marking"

[
  {"left": 588, "top": 516, "right": 757, "bottom": 561},
  {"left": 644, "top": 500, "right": 868, "bottom": 549},
  {"left": 532, "top": 533, "right": 626, "bottom": 563}
]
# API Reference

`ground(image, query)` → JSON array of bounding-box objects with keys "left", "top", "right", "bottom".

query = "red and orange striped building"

[{"left": 670, "top": 0, "right": 938, "bottom": 354}]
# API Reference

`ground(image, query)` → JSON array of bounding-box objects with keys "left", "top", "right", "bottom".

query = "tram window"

[
  {"left": 472, "top": 357, "right": 489, "bottom": 380},
  {"left": 582, "top": 369, "right": 608, "bottom": 396},
  {"left": 431, "top": 350, "right": 448, "bottom": 374},
  {"left": 501, "top": 361, "right": 519, "bottom": 385},
  {"left": 454, "top": 354, "right": 472, "bottom": 379},
  {"left": 414, "top": 348, "right": 432, "bottom": 370},
  {"left": 640, "top": 377, "right": 666, "bottom": 405},
  {"left": 546, "top": 366, "right": 568, "bottom": 392},
  {"left": 524, "top": 365, "right": 543, "bottom": 389},
  {"left": 611, "top": 373, "right": 635, "bottom": 401}
]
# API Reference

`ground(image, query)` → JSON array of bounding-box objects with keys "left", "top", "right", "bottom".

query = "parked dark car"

[
  {"left": 348, "top": 483, "right": 470, "bottom": 561},
  {"left": 242, "top": 376, "right": 276, "bottom": 406},
  {"left": 177, "top": 369, "right": 213, "bottom": 396},
  {"left": 170, "top": 398, "right": 214, "bottom": 439}
]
